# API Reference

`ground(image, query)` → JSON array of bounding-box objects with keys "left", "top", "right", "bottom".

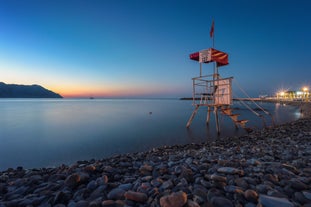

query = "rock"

[
  {"left": 303, "top": 191, "right": 311, "bottom": 200},
  {"left": 290, "top": 180, "right": 308, "bottom": 190},
  {"left": 210, "top": 196, "right": 234, "bottom": 207},
  {"left": 180, "top": 167, "right": 193, "bottom": 182},
  {"left": 247, "top": 158, "right": 261, "bottom": 165},
  {"left": 84, "top": 165, "right": 96, "bottom": 172},
  {"left": 210, "top": 174, "right": 227, "bottom": 183},
  {"left": 207, "top": 188, "right": 223, "bottom": 201},
  {"left": 118, "top": 183, "right": 133, "bottom": 191},
  {"left": 65, "top": 174, "right": 80, "bottom": 188},
  {"left": 295, "top": 192, "right": 311, "bottom": 204},
  {"left": 161, "top": 180, "right": 174, "bottom": 190},
  {"left": 124, "top": 191, "right": 148, "bottom": 203},
  {"left": 224, "top": 185, "right": 243, "bottom": 193},
  {"left": 86, "top": 180, "right": 97, "bottom": 191},
  {"left": 139, "top": 164, "right": 153, "bottom": 175},
  {"left": 53, "top": 191, "right": 72, "bottom": 205},
  {"left": 187, "top": 200, "right": 200, "bottom": 207},
  {"left": 244, "top": 189, "right": 258, "bottom": 203},
  {"left": 264, "top": 174, "right": 278, "bottom": 184},
  {"left": 77, "top": 172, "right": 89, "bottom": 183},
  {"left": 101, "top": 200, "right": 124, "bottom": 207},
  {"left": 235, "top": 178, "right": 249, "bottom": 189},
  {"left": 258, "top": 194, "right": 294, "bottom": 207},
  {"left": 101, "top": 200, "right": 115, "bottom": 207},
  {"left": 159, "top": 191, "right": 187, "bottom": 207},
  {"left": 282, "top": 164, "right": 299, "bottom": 174},
  {"left": 75, "top": 200, "right": 89, "bottom": 207},
  {"left": 217, "top": 167, "right": 244, "bottom": 175},
  {"left": 107, "top": 188, "right": 126, "bottom": 200}
]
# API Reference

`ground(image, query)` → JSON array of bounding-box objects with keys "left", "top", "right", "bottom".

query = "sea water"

[{"left": 0, "top": 99, "right": 301, "bottom": 170}]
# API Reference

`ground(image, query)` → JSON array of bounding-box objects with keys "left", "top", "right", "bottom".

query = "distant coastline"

[{"left": 0, "top": 82, "right": 62, "bottom": 98}]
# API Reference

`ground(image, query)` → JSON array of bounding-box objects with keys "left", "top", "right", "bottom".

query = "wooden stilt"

[
  {"left": 214, "top": 106, "right": 220, "bottom": 134},
  {"left": 186, "top": 105, "right": 200, "bottom": 128},
  {"left": 206, "top": 106, "right": 211, "bottom": 125}
]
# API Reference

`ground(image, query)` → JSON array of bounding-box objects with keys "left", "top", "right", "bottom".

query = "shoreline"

[{"left": 1, "top": 103, "right": 310, "bottom": 206}]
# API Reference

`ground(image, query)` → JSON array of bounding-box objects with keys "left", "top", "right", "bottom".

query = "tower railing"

[{"left": 192, "top": 75, "right": 233, "bottom": 106}]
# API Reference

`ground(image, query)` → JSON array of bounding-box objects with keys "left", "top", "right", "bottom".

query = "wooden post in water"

[
  {"left": 186, "top": 105, "right": 200, "bottom": 128},
  {"left": 206, "top": 106, "right": 211, "bottom": 125},
  {"left": 214, "top": 106, "right": 220, "bottom": 134}
]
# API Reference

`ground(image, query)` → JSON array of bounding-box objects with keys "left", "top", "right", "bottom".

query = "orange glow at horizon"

[{"left": 49, "top": 83, "right": 180, "bottom": 98}]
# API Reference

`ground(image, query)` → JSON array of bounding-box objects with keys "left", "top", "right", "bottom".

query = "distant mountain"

[{"left": 0, "top": 82, "right": 63, "bottom": 98}]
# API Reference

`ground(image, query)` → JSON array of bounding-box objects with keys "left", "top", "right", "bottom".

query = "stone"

[
  {"left": 294, "top": 192, "right": 310, "bottom": 204},
  {"left": 264, "top": 174, "right": 278, "bottom": 184},
  {"left": 224, "top": 185, "right": 244, "bottom": 193},
  {"left": 86, "top": 180, "right": 97, "bottom": 191},
  {"left": 75, "top": 200, "right": 89, "bottom": 207},
  {"left": 65, "top": 174, "right": 80, "bottom": 188},
  {"left": 187, "top": 200, "right": 200, "bottom": 207},
  {"left": 246, "top": 158, "right": 261, "bottom": 165},
  {"left": 161, "top": 180, "right": 174, "bottom": 189},
  {"left": 258, "top": 194, "right": 294, "bottom": 207},
  {"left": 84, "top": 165, "right": 96, "bottom": 172},
  {"left": 118, "top": 183, "right": 133, "bottom": 191},
  {"left": 124, "top": 191, "right": 148, "bottom": 203},
  {"left": 210, "top": 196, "right": 234, "bottom": 207},
  {"left": 139, "top": 164, "right": 153, "bottom": 175},
  {"left": 235, "top": 178, "right": 249, "bottom": 189},
  {"left": 53, "top": 191, "right": 72, "bottom": 205},
  {"left": 107, "top": 188, "right": 126, "bottom": 200},
  {"left": 217, "top": 167, "right": 244, "bottom": 175},
  {"left": 159, "top": 191, "right": 187, "bottom": 207},
  {"left": 207, "top": 188, "right": 223, "bottom": 202},
  {"left": 210, "top": 174, "right": 227, "bottom": 183},
  {"left": 303, "top": 191, "right": 311, "bottom": 200},
  {"left": 244, "top": 189, "right": 258, "bottom": 203},
  {"left": 290, "top": 180, "right": 308, "bottom": 190}
]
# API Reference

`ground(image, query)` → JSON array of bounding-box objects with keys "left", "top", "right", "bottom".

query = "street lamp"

[{"left": 303, "top": 87, "right": 309, "bottom": 101}]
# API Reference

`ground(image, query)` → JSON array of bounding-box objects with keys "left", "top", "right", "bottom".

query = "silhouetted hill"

[{"left": 0, "top": 82, "right": 62, "bottom": 98}]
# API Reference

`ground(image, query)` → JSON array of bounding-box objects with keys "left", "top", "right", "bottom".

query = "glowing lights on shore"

[
  {"left": 276, "top": 86, "right": 310, "bottom": 101},
  {"left": 303, "top": 87, "right": 309, "bottom": 92}
]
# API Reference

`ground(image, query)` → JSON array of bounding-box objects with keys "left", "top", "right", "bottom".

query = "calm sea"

[{"left": 0, "top": 99, "right": 301, "bottom": 170}]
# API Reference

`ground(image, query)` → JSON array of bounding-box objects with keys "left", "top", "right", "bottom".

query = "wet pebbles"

[{"left": 0, "top": 103, "right": 311, "bottom": 207}]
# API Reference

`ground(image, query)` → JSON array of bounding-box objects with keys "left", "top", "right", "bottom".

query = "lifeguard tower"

[{"left": 186, "top": 47, "right": 249, "bottom": 133}]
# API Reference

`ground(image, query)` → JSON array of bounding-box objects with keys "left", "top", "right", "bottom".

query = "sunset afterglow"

[{"left": 1, "top": 0, "right": 310, "bottom": 98}]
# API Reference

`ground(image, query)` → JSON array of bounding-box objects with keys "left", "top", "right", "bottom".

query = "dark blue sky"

[{"left": 0, "top": 0, "right": 310, "bottom": 97}]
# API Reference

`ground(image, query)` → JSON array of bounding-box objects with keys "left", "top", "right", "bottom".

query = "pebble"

[
  {"left": 258, "top": 194, "right": 294, "bottom": 207},
  {"left": 1, "top": 102, "right": 311, "bottom": 207},
  {"left": 217, "top": 167, "right": 244, "bottom": 175},
  {"left": 159, "top": 191, "right": 187, "bottom": 207},
  {"left": 124, "top": 191, "right": 147, "bottom": 203},
  {"left": 107, "top": 188, "right": 125, "bottom": 200},
  {"left": 210, "top": 196, "right": 234, "bottom": 207},
  {"left": 244, "top": 189, "right": 258, "bottom": 203}
]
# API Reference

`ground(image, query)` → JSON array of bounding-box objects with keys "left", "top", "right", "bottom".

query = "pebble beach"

[{"left": 0, "top": 102, "right": 310, "bottom": 207}]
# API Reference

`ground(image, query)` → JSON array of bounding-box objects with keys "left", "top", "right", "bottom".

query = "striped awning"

[{"left": 189, "top": 48, "right": 229, "bottom": 67}]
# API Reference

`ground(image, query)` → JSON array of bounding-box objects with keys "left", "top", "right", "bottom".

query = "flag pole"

[{"left": 210, "top": 19, "right": 215, "bottom": 48}]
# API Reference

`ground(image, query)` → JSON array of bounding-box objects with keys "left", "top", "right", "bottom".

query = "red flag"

[{"left": 210, "top": 20, "right": 214, "bottom": 38}]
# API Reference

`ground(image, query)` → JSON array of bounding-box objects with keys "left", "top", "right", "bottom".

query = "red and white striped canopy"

[{"left": 189, "top": 48, "right": 229, "bottom": 66}]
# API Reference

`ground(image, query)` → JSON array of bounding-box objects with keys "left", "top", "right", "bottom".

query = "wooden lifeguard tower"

[{"left": 186, "top": 47, "right": 249, "bottom": 133}]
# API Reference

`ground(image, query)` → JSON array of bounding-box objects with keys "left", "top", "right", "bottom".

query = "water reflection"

[{"left": 0, "top": 99, "right": 300, "bottom": 170}]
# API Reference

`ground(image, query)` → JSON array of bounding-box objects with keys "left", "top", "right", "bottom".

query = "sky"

[{"left": 0, "top": 0, "right": 310, "bottom": 98}]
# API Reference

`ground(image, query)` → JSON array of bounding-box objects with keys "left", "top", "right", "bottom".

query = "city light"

[{"left": 274, "top": 86, "right": 310, "bottom": 101}]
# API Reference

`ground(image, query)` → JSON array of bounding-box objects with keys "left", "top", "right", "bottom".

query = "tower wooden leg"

[
  {"left": 214, "top": 107, "right": 220, "bottom": 134},
  {"left": 186, "top": 105, "right": 200, "bottom": 128},
  {"left": 206, "top": 106, "right": 211, "bottom": 125}
]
